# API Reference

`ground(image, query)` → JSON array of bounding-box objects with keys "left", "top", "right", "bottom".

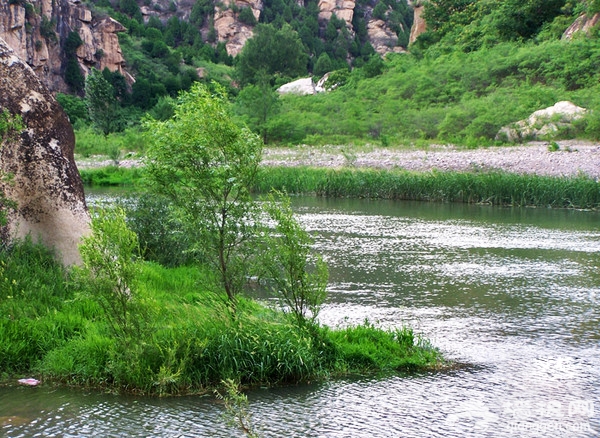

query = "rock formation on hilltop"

[
  {"left": 214, "top": 0, "right": 262, "bottom": 56},
  {"left": 0, "top": 0, "right": 129, "bottom": 93},
  {"left": 0, "top": 37, "right": 90, "bottom": 265}
]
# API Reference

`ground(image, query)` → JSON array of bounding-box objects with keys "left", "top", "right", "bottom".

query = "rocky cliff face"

[
  {"left": 562, "top": 12, "right": 600, "bottom": 39},
  {"left": 0, "top": 0, "right": 128, "bottom": 93},
  {"left": 318, "top": 0, "right": 355, "bottom": 26},
  {"left": 214, "top": 0, "right": 262, "bottom": 56},
  {"left": 408, "top": 4, "right": 425, "bottom": 44},
  {"left": 0, "top": 37, "right": 90, "bottom": 265}
]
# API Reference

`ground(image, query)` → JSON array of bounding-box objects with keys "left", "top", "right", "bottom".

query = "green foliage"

[
  {"left": 238, "top": 6, "right": 257, "bottom": 25},
  {"left": 235, "top": 81, "right": 280, "bottom": 143},
  {"left": 215, "top": 379, "right": 259, "bottom": 437},
  {"left": 85, "top": 68, "right": 123, "bottom": 135},
  {"left": 0, "top": 108, "right": 24, "bottom": 144},
  {"left": 1, "top": 239, "right": 441, "bottom": 393},
  {"left": 0, "top": 108, "right": 23, "bottom": 228},
  {"left": 262, "top": 192, "right": 328, "bottom": 327},
  {"left": 0, "top": 239, "right": 80, "bottom": 373},
  {"left": 40, "top": 15, "right": 57, "bottom": 43},
  {"left": 78, "top": 165, "right": 143, "bottom": 186},
  {"left": 77, "top": 207, "right": 142, "bottom": 339},
  {"left": 328, "top": 321, "right": 441, "bottom": 372},
  {"left": 122, "top": 192, "right": 196, "bottom": 267},
  {"left": 56, "top": 93, "right": 89, "bottom": 125},
  {"left": 314, "top": 52, "right": 333, "bottom": 76},
  {"left": 235, "top": 24, "right": 308, "bottom": 86},
  {"left": 144, "top": 83, "right": 263, "bottom": 304}
]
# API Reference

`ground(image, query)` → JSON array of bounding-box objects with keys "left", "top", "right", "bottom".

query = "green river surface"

[{"left": 1, "top": 195, "right": 599, "bottom": 437}]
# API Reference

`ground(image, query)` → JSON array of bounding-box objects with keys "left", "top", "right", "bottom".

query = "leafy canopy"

[
  {"left": 144, "top": 83, "right": 263, "bottom": 304},
  {"left": 235, "top": 23, "right": 308, "bottom": 86}
]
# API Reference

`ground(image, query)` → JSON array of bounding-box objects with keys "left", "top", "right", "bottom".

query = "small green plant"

[
  {"left": 77, "top": 207, "right": 142, "bottom": 339},
  {"left": 0, "top": 109, "right": 24, "bottom": 144},
  {"left": 548, "top": 141, "right": 560, "bottom": 151},
  {"left": 215, "top": 378, "right": 259, "bottom": 438},
  {"left": 108, "top": 144, "right": 121, "bottom": 166},
  {"left": 262, "top": 192, "right": 328, "bottom": 327},
  {"left": 341, "top": 148, "right": 357, "bottom": 167}
]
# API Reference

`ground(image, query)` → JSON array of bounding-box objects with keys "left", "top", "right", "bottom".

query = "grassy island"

[{"left": 0, "top": 239, "right": 442, "bottom": 395}]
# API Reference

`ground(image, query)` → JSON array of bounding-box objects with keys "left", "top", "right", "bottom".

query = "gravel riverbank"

[
  {"left": 77, "top": 141, "right": 600, "bottom": 179},
  {"left": 262, "top": 141, "right": 600, "bottom": 179}
]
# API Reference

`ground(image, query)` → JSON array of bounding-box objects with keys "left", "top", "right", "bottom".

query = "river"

[{"left": 2, "top": 197, "right": 599, "bottom": 437}]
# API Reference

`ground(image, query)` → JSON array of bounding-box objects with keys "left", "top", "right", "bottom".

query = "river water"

[{"left": 2, "top": 197, "right": 599, "bottom": 437}]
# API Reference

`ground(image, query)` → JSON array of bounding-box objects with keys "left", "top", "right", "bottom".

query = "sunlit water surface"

[{"left": 2, "top": 197, "right": 599, "bottom": 437}]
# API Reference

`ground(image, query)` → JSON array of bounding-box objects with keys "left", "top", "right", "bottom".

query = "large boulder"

[
  {"left": 277, "top": 77, "right": 318, "bottom": 95},
  {"left": 496, "top": 101, "right": 587, "bottom": 142},
  {"left": 0, "top": 37, "right": 90, "bottom": 265}
]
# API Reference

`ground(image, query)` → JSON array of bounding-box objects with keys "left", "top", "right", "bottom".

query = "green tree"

[
  {"left": 85, "top": 68, "right": 121, "bottom": 136},
  {"left": 56, "top": 93, "right": 88, "bottom": 125},
  {"left": 235, "top": 79, "right": 280, "bottom": 143},
  {"left": 314, "top": 52, "right": 333, "bottom": 76},
  {"left": 0, "top": 109, "right": 23, "bottom": 229},
  {"left": 235, "top": 23, "right": 308, "bottom": 86},
  {"left": 144, "top": 83, "right": 263, "bottom": 306},
  {"left": 238, "top": 6, "right": 257, "bottom": 25},
  {"left": 63, "top": 31, "right": 84, "bottom": 92},
  {"left": 78, "top": 207, "right": 142, "bottom": 339},
  {"left": 262, "top": 192, "right": 328, "bottom": 327}
]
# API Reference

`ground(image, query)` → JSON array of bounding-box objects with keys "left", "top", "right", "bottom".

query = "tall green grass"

[
  {"left": 78, "top": 165, "right": 600, "bottom": 208},
  {"left": 254, "top": 167, "right": 600, "bottom": 209},
  {"left": 1, "top": 241, "right": 443, "bottom": 394},
  {"left": 79, "top": 166, "right": 145, "bottom": 186}
]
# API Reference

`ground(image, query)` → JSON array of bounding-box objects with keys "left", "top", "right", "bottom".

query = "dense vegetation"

[
  {"left": 80, "top": 165, "right": 600, "bottom": 209},
  {"left": 0, "top": 239, "right": 440, "bottom": 394},
  {"left": 62, "top": 0, "right": 600, "bottom": 150},
  {"left": 1, "top": 85, "right": 443, "bottom": 395}
]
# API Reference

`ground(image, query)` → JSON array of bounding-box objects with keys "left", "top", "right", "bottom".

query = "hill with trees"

[{"left": 22, "top": 0, "right": 600, "bottom": 148}]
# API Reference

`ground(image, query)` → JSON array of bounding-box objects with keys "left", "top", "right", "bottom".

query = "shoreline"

[
  {"left": 261, "top": 141, "right": 600, "bottom": 179},
  {"left": 77, "top": 141, "right": 600, "bottom": 179}
]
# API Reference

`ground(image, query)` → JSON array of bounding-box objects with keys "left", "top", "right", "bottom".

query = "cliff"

[{"left": 0, "top": 0, "right": 128, "bottom": 93}]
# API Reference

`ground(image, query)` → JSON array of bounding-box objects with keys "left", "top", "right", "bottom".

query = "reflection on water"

[{"left": 2, "top": 197, "right": 599, "bottom": 437}]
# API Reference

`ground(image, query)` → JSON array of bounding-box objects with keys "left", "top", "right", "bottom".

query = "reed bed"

[{"left": 254, "top": 167, "right": 600, "bottom": 209}]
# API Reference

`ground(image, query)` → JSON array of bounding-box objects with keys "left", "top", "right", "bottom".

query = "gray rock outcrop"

[
  {"left": 0, "top": 0, "right": 128, "bottom": 92},
  {"left": 0, "top": 37, "right": 90, "bottom": 265},
  {"left": 496, "top": 101, "right": 587, "bottom": 142}
]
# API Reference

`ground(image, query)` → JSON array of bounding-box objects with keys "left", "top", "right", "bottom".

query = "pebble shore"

[
  {"left": 262, "top": 141, "right": 600, "bottom": 179},
  {"left": 78, "top": 141, "right": 600, "bottom": 179}
]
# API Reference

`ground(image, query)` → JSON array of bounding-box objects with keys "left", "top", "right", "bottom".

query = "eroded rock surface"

[
  {"left": 563, "top": 12, "right": 600, "bottom": 40},
  {"left": 409, "top": 4, "right": 426, "bottom": 44},
  {"left": 214, "top": 0, "right": 262, "bottom": 56},
  {"left": 0, "top": 38, "right": 90, "bottom": 265},
  {"left": 0, "top": 0, "right": 128, "bottom": 92}
]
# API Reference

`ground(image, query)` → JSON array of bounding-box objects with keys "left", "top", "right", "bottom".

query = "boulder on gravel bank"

[{"left": 496, "top": 101, "right": 587, "bottom": 142}]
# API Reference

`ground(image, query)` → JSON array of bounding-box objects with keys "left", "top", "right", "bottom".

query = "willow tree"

[{"left": 143, "top": 83, "right": 263, "bottom": 305}]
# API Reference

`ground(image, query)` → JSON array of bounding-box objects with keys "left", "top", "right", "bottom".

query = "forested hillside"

[{"left": 56, "top": 0, "right": 600, "bottom": 149}]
